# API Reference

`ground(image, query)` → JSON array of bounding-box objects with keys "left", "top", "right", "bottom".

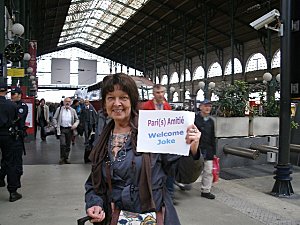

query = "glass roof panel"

[{"left": 59, "top": 0, "right": 149, "bottom": 48}]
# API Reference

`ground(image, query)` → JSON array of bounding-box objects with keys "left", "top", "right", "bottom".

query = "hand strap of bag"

[{"left": 105, "top": 160, "right": 121, "bottom": 225}]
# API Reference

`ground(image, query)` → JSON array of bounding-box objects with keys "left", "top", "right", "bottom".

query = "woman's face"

[{"left": 105, "top": 86, "right": 131, "bottom": 124}]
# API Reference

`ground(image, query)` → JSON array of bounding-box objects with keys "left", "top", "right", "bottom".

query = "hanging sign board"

[{"left": 7, "top": 68, "right": 25, "bottom": 77}]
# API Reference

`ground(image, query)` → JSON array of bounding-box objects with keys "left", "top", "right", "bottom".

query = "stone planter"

[
  {"left": 249, "top": 117, "right": 279, "bottom": 136},
  {"left": 212, "top": 117, "right": 249, "bottom": 138}
]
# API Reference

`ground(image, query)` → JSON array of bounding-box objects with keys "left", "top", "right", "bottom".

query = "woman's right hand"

[{"left": 86, "top": 206, "right": 106, "bottom": 223}]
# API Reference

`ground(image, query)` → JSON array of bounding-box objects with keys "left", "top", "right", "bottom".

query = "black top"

[
  {"left": 0, "top": 96, "right": 18, "bottom": 130},
  {"left": 15, "top": 100, "right": 29, "bottom": 132},
  {"left": 194, "top": 114, "right": 216, "bottom": 160}
]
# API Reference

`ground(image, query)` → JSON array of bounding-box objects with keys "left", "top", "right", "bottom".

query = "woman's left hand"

[{"left": 186, "top": 124, "right": 201, "bottom": 156}]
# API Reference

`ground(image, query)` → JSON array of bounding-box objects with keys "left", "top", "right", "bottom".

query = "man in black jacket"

[
  {"left": 195, "top": 99, "right": 216, "bottom": 199},
  {"left": 0, "top": 83, "right": 23, "bottom": 202}
]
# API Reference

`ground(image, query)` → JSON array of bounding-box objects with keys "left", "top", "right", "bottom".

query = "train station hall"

[{"left": 1, "top": 0, "right": 300, "bottom": 224}]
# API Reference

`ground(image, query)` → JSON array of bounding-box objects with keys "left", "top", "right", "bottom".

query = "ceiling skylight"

[{"left": 58, "top": 0, "right": 149, "bottom": 48}]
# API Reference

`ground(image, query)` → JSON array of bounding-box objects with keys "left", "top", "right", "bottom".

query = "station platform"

[{"left": 1, "top": 135, "right": 300, "bottom": 225}]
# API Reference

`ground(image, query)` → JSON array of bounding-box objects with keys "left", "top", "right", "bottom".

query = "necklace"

[{"left": 110, "top": 131, "right": 130, "bottom": 161}]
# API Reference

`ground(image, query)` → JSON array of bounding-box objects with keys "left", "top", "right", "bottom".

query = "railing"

[
  {"left": 250, "top": 144, "right": 300, "bottom": 153},
  {"left": 223, "top": 145, "right": 260, "bottom": 160},
  {"left": 250, "top": 144, "right": 278, "bottom": 154}
]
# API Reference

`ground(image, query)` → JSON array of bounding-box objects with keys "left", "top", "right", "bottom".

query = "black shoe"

[
  {"left": 64, "top": 159, "right": 71, "bottom": 164},
  {"left": 84, "top": 158, "right": 91, "bottom": 163},
  {"left": 201, "top": 192, "right": 215, "bottom": 199},
  {"left": 172, "top": 198, "right": 177, "bottom": 205},
  {"left": 9, "top": 192, "right": 22, "bottom": 202},
  {"left": 59, "top": 159, "right": 65, "bottom": 165},
  {"left": 0, "top": 179, "right": 5, "bottom": 187}
]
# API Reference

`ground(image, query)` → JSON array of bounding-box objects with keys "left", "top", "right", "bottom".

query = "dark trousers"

[
  {"left": 34, "top": 120, "right": 38, "bottom": 139},
  {"left": 166, "top": 175, "right": 175, "bottom": 198},
  {"left": 39, "top": 119, "right": 47, "bottom": 140},
  {"left": 59, "top": 127, "right": 73, "bottom": 160},
  {"left": 0, "top": 135, "right": 23, "bottom": 192},
  {"left": 83, "top": 123, "right": 92, "bottom": 147}
]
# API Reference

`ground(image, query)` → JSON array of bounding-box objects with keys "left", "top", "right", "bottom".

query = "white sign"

[
  {"left": 137, "top": 110, "right": 195, "bottom": 156},
  {"left": 25, "top": 103, "right": 33, "bottom": 128}
]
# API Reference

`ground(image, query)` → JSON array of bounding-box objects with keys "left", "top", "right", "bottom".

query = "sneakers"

[
  {"left": 9, "top": 191, "right": 22, "bottom": 202},
  {"left": 201, "top": 192, "right": 215, "bottom": 199},
  {"left": 0, "top": 179, "right": 5, "bottom": 187}
]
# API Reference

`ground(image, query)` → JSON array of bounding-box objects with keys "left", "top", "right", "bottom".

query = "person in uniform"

[
  {"left": 0, "top": 83, "right": 22, "bottom": 202},
  {"left": 10, "top": 87, "right": 29, "bottom": 139}
]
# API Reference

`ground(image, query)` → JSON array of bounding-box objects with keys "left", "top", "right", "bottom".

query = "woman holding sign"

[{"left": 84, "top": 73, "right": 202, "bottom": 225}]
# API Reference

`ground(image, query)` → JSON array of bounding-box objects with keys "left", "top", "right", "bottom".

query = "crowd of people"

[{"left": 0, "top": 73, "right": 217, "bottom": 225}]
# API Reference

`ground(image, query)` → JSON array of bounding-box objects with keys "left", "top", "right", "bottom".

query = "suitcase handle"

[{"left": 77, "top": 216, "right": 91, "bottom": 225}]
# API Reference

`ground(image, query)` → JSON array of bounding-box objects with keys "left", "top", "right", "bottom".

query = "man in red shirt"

[
  {"left": 141, "top": 84, "right": 175, "bottom": 202},
  {"left": 142, "top": 84, "right": 172, "bottom": 110}
]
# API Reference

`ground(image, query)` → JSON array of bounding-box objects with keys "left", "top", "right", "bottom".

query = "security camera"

[{"left": 250, "top": 9, "right": 280, "bottom": 30}]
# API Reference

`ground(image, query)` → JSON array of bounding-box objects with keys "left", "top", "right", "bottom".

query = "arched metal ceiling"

[{"left": 29, "top": 0, "right": 280, "bottom": 72}]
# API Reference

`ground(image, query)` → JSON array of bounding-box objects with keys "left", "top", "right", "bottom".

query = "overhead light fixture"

[
  {"left": 23, "top": 53, "right": 31, "bottom": 61},
  {"left": 263, "top": 72, "right": 272, "bottom": 82},
  {"left": 170, "top": 86, "right": 175, "bottom": 92},
  {"left": 208, "top": 82, "right": 216, "bottom": 89},
  {"left": 198, "top": 81, "right": 205, "bottom": 89},
  {"left": 11, "top": 23, "right": 25, "bottom": 36},
  {"left": 276, "top": 74, "right": 280, "bottom": 82},
  {"left": 27, "top": 67, "right": 33, "bottom": 73}
]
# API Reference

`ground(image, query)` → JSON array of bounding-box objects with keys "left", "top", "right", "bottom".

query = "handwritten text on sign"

[{"left": 137, "top": 110, "right": 195, "bottom": 155}]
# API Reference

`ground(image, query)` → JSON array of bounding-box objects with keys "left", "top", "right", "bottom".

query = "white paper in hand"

[{"left": 137, "top": 110, "right": 195, "bottom": 156}]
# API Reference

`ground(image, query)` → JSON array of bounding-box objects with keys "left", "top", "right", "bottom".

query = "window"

[
  {"left": 180, "top": 69, "right": 191, "bottom": 82},
  {"left": 208, "top": 62, "right": 222, "bottom": 77},
  {"left": 271, "top": 49, "right": 280, "bottom": 68},
  {"left": 224, "top": 58, "right": 243, "bottom": 75},
  {"left": 245, "top": 53, "right": 267, "bottom": 72},
  {"left": 193, "top": 66, "right": 205, "bottom": 80},
  {"left": 161, "top": 74, "right": 168, "bottom": 85},
  {"left": 170, "top": 72, "right": 179, "bottom": 84}
]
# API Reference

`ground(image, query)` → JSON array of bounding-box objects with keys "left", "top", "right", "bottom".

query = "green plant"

[
  {"left": 261, "top": 96, "right": 280, "bottom": 117},
  {"left": 291, "top": 121, "right": 299, "bottom": 129},
  {"left": 214, "top": 80, "right": 249, "bottom": 117}
]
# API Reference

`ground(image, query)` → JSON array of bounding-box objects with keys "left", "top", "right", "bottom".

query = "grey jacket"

[{"left": 53, "top": 106, "right": 79, "bottom": 135}]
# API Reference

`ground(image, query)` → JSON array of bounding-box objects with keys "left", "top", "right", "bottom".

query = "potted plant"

[{"left": 212, "top": 80, "right": 250, "bottom": 137}]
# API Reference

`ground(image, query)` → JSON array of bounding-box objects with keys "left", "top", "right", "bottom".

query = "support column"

[
  {"left": 0, "top": 0, "right": 5, "bottom": 80},
  {"left": 166, "top": 27, "right": 171, "bottom": 101},
  {"left": 271, "top": 0, "right": 294, "bottom": 197},
  {"left": 109, "top": 60, "right": 112, "bottom": 74},
  {"left": 230, "top": 0, "right": 235, "bottom": 85},
  {"left": 153, "top": 34, "right": 157, "bottom": 83},
  {"left": 182, "top": 17, "right": 187, "bottom": 102},
  {"left": 11, "top": 0, "right": 20, "bottom": 86},
  {"left": 203, "top": 3, "right": 208, "bottom": 99}
]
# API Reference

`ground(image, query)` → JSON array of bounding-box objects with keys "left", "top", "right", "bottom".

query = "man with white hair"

[{"left": 53, "top": 97, "right": 79, "bottom": 164}]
